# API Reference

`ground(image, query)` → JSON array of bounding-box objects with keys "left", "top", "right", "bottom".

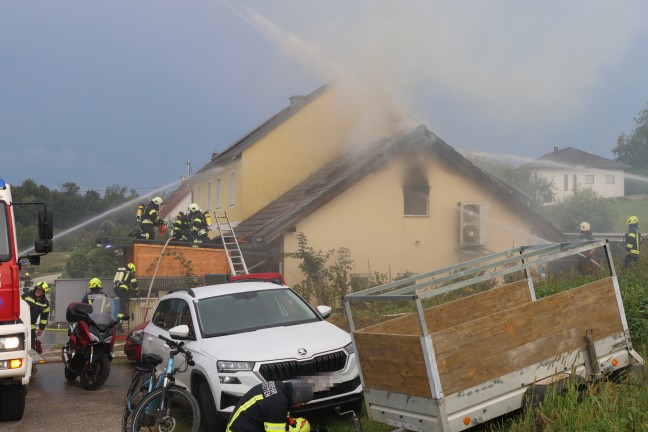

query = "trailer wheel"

[{"left": 0, "top": 384, "right": 26, "bottom": 421}]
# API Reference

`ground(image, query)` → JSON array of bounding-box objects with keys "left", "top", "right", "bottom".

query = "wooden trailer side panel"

[
  {"left": 433, "top": 277, "right": 623, "bottom": 396},
  {"left": 360, "top": 279, "right": 532, "bottom": 336},
  {"left": 354, "top": 332, "right": 432, "bottom": 398},
  {"left": 134, "top": 243, "right": 230, "bottom": 277}
]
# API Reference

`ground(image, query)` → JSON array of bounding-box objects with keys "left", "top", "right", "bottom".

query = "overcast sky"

[{"left": 2, "top": 1, "right": 648, "bottom": 194}]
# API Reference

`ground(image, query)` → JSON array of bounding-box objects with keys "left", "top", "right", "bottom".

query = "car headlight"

[
  {"left": 344, "top": 341, "right": 355, "bottom": 355},
  {"left": 217, "top": 360, "right": 255, "bottom": 373},
  {"left": 0, "top": 335, "right": 23, "bottom": 351}
]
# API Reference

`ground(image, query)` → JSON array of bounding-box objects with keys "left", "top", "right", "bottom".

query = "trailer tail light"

[
  {"left": 9, "top": 359, "right": 23, "bottom": 369},
  {"left": 463, "top": 416, "right": 471, "bottom": 426},
  {"left": 612, "top": 358, "right": 618, "bottom": 367}
]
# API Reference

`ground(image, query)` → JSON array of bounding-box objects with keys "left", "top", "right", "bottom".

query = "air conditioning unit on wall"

[{"left": 457, "top": 202, "right": 489, "bottom": 246}]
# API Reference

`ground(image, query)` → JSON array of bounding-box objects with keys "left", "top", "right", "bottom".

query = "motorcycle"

[{"left": 62, "top": 296, "right": 118, "bottom": 390}]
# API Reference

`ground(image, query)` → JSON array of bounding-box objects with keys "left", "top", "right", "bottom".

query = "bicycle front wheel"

[{"left": 131, "top": 386, "right": 201, "bottom": 432}]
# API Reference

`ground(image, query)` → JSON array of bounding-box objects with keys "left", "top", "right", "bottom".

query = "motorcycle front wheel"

[{"left": 80, "top": 356, "right": 111, "bottom": 390}]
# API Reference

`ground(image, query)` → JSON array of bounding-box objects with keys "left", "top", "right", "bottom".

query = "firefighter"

[
  {"left": 187, "top": 203, "right": 210, "bottom": 242},
  {"left": 82, "top": 277, "right": 109, "bottom": 304},
  {"left": 22, "top": 281, "right": 50, "bottom": 349},
  {"left": 138, "top": 196, "right": 164, "bottom": 240},
  {"left": 226, "top": 380, "right": 314, "bottom": 432},
  {"left": 579, "top": 221, "right": 593, "bottom": 240},
  {"left": 171, "top": 211, "right": 190, "bottom": 241},
  {"left": 114, "top": 263, "right": 138, "bottom": 322},
  {"left": 624, "top": 216, "right": 641, "bottom": 269},
  {"left": 22, "top": 271, "right": 33, "bottom": 295}
]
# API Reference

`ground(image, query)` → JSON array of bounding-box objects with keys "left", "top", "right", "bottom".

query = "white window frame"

[
  {"left": 229, "top": 172, "right": 236, "bottom": 207},
  {"left": 606, "top": 175, "right": 615, "bottom": 184}
]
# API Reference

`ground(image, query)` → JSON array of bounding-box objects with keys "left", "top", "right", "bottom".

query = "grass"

[{"left": 610, "top": 197, "right": 648, "bottom": 232}]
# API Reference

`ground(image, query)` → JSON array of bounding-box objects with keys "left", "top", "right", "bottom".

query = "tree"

[
  {"left": 541, "top": 188, "right": 617, "bottom": 232},
  {"left": 613, "top": 105, "right": 648, "bottom": 194},
  {"left": 466, "top": 154, "right": 556, "bottom": 209}
]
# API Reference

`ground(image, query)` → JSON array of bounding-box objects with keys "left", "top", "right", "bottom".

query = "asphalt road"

[{"left": 3, "top": 360, "right": 135, "bottom": 432}]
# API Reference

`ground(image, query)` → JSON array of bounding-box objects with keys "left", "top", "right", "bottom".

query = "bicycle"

[{"left": 122, "top": 331, "right": 201, "bottom": 432}]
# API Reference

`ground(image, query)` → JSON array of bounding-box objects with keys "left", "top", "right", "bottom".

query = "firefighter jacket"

[
  {"left": 625, "top": 225, "right": 641, "bottom": 256},
  {"left": 226, "top": 381, "right": 295, "bottom": 432},
  {"left": 187, "top": 210, "right": 208, "bottom": 234},
  {"left": 82, "top": 289, "right": 109, "bottom": 304},
  {"left": 22, "top": 290, "right": 50, "bottom": 331},
  {"left": 140, "top": 202, "right": 162, "bottom": 227},
  {"left": 172, "top": 214, "right": 190, "bottom": 240},
  {"left": 117, "top": 270, "right": 139, "bottom": 296}
]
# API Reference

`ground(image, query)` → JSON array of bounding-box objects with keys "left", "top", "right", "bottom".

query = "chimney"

[{"left": 553, "top": 146, "right": 558, "bottom": 153}]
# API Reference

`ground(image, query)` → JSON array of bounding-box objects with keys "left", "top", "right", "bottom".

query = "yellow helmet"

[
  {"left": 89, "top": 277, "right": 102, "bottom": 289},
  {"left": 152, "top": 196, "right": 163, "bottom": 206},
  {"left": 35, "top": 281, "right": 49, "bottom": 294},
  {"left": 579, "top": 222, "right": 590, "bottom": 232},
  {"left": 127, "top": 263, "right": 136, "bottom": 272},
  {"left": 627, "top": 216, "right": 639, "bottom": 225},
  {"left": 288, "top": 418, "right": 310, "bottom": 432},
  {"left": 189, "top": 203, "right": 200, "bottom": 212},
  {"left": 25, "top": 272, "right": 30, "bottom": 277}
]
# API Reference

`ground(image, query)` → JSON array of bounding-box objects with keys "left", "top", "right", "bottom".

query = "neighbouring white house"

[{"left": 526, "top": 146, "right": 630, "bottom": 203}]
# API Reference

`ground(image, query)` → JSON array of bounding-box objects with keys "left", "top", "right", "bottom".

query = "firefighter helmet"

[
  {"left": 579, "top": 221, "right": 590, "bottom": 232},
  {"left": 627, "top": 216, "right": 639, "bottom": 225},
  {"left": 89, "top": 278, "right": 102, "bottom": 289},
  {"left": 35, "top": 281, "right": 49, "bottom": 294},
  {"left": 188, "top": 203, "right": 200, "bottom": 212},
  {"left": 288, "top": 418, "right": 311, "bottom": 432},
  {"left": 152, "top": 196, "right": 163, "bottom": 206},
  {"left": 25, "top": 272, "right": 30, "bottom": 277},
  {"left": 127, "top": 263, "right": 136, "bottom": 272}
]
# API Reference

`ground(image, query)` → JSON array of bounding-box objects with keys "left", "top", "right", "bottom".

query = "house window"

[
  {"left": 216, "top": 178, "right": 221, "bottom": 209},
  {"left": 229, "top": 172, "right": 236, "bottom": 207},
  {"left": 572, "top": 175, "right": 577, "bottom": 191},
  {"left": 585, "top": 175, "right": 594, "bottom": 185},
  {"left": 196, "top": 186, "right": 201, "bottom": 206},
  {"left": 563, "top": 175, "right": 568, "bottom": 191},
  {"left": 207, "top": 182, "right": 212, "bottom": 211},
  {"left": 606, "top": 175, "right": 615, "bottom": 184},
  {"left": 403, "top": 165, "right": 429, "bottom": 216}
]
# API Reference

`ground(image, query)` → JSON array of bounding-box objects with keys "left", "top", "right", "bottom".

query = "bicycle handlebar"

[{"left": 158, "top": 334, "right": 194, "bottom": 362}]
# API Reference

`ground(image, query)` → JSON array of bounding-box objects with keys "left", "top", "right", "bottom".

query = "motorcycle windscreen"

[{"left": 89, "top": 296, "right": 117, "bottom": 327}]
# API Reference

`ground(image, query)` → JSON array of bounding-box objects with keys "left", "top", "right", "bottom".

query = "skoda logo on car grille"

[{"left": 297, "top": 348, "right": 307, "bottom": 356}]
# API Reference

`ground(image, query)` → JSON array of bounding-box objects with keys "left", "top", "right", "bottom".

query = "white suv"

[{"left": 142, "top": 281, "right": 363, "bottom": 430}]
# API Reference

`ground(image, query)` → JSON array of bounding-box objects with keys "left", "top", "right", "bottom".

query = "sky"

[{"left": 2, "top": 0, "right": 648, "bottom": 195}]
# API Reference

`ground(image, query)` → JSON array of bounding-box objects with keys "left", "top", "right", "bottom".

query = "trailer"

[{"left": 343, "top": 240, "right": 645, "bottom": 432}]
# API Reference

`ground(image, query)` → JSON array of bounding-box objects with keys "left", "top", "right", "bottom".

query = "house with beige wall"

[
  {"left": 233, "top": 126, "right": 565, "bottom": 286},
  {"left": 526, "top": 146, "right": 629, "bottom": 203},
  {"left": 186, "top": 84, "right": 565, "bottom": 286}
]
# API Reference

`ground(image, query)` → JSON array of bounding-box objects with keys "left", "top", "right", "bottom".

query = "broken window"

[{"left": 403, "top": 165, "right": 429, "bottom": 216}]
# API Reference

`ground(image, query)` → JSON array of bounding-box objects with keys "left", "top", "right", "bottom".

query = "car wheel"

[{"left": 197, "top": 381, "right": 225, "bottom": 432}]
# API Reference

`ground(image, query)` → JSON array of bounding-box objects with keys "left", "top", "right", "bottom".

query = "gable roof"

[
  {"left": 526, "top": 147, "right": 630, "bottom": 170},
  {"left": 234, "top": 125, "right": 565, "bottom": 245},
  {"left": 196, "top": 84, "right": 330, "bottom": 174}
]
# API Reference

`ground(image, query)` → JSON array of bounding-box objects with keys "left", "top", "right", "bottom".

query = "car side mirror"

[
  {"left": 169, "top": 324, "right": 191, "bottom": 340},
  {"left": 317, "top": 305, "right": 332, "bottom": 319}
]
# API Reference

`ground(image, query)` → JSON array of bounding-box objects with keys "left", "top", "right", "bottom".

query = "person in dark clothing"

[
  {"left": 82, "top": 277, "right": 109, "bottom": 304},
  {"left": 226, "top": 380, "right": 314, "bottom": 432},
  {"left": 624, "top": 216, "right": 641, "bottom": 269},
  {"left": 171, "top": 211, "right": 190, "bottom": 241},
  {"left": 114, "top": 262, "right": 138, "bottom": 321},
  {"left": 138, "top": 196, "right": 164, "bottom": 240},
  {"left": 22, "top": 271, "right": 33, "bottom": 295},
  {"left": 186, "top": 203, "right": 210, "bottom": 242},
  {"left": 22, "top": 281, "right": 50, "bottom": 349}
]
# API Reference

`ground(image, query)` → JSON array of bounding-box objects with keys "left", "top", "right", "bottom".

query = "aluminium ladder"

[{"left": 214, "top": 211, "right": 248, "bottom": 276}]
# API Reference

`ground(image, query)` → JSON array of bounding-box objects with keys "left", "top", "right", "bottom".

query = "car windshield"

[{"left": 196, "top": 288, "right": 320, "bottom": 337}]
